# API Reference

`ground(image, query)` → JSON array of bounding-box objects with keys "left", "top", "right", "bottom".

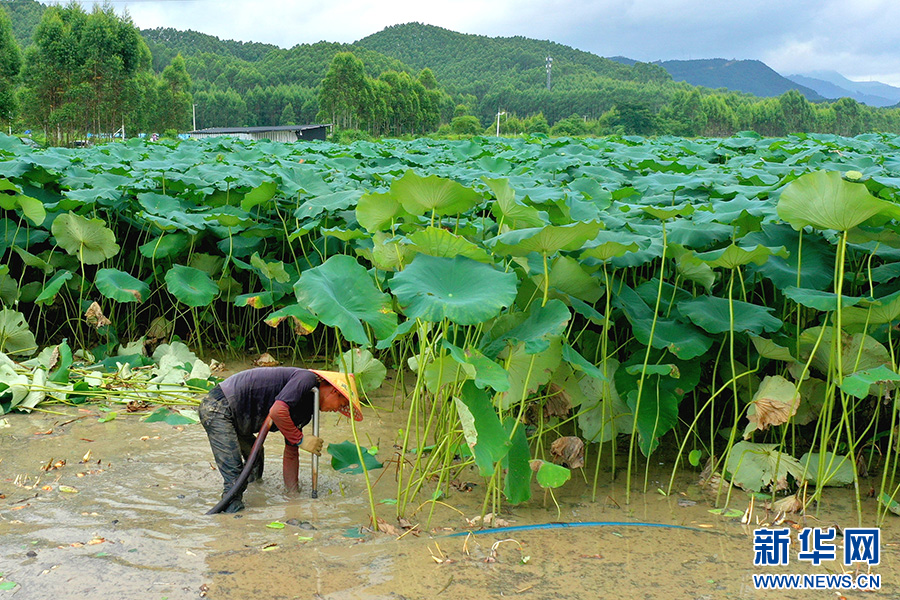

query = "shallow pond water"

[{"left": 1, "top": 373, "right": 898, "bottom": 599}]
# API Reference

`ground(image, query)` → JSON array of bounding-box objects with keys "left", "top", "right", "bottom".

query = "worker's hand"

[{"left": 300, "top": 434, "right": 323, "bottom": 456}]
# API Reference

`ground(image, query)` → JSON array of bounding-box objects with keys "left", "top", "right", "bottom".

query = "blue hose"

[{"left": 444, "top": 521, "right": 711, "bottom": 537}]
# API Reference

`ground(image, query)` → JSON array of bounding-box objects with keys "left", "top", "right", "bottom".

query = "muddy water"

[{"left": 1, "top": 377, "right": 899, "bottom": 599}]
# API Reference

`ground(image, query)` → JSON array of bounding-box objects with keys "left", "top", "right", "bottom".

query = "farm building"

[{"left": 188, "top": 124, "right": 330, "bottom": 142}]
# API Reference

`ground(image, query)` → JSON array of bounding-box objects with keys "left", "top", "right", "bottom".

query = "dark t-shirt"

[{"left": 218, "top": 367, "right": 316, "bottom": 437}]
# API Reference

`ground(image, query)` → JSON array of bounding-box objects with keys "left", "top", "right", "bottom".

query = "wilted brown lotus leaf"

[
  {"left": 772, "top": 494, "right": 804, "bottom": 514},
  {"left": 146, "top": 316, "right": 173, "bottom": 341},
  {"left": 254, "top": 352, "right": 279, "bottom": 367},
  {"left": 544, "top": 383, "right": 571, "bottom": 418},
  {"left": 85, "top": 302, "right": 111, "bottom": 329},
  {"left": 376, "top": 517, "right": 401, "bottom": 537},
  {"left": 550, "top": 436, "right": 585, "bottom": 468},
  {"left": 745, "top": 375, "right": 800, "bottom": 437}
]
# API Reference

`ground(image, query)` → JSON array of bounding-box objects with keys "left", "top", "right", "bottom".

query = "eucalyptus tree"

[{"left": 0, "top": 6, "right": 20, "bottom": 127}]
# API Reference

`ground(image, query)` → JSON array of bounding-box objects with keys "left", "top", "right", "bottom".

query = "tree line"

[
  {"left": 2, "top": 2, "right": 900, "bottom": 145},
  {"left": 1, "top": 2, "right": 191, "bottom": 145}
]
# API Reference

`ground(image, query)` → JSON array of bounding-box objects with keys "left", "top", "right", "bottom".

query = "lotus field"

[{"left": 4, "top": 131, "right": 900, "bottom": 522}]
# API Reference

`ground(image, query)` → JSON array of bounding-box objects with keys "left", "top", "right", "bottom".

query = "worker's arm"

[{"left": 269, "top": 400, "right": 323, "bottom": 492}]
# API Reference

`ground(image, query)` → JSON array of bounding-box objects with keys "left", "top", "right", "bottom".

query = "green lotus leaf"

[
  {"left": 456, "top": 381, "right": 510, "bottom": 475},
  {"left": 782, "top": 287, "right": 864, "bottom": 312},
  {"left": 695, "top": 244, "right": 787, "bottom": 269},
  {"left": 240, "top": 180, "right": 278, "bottom": 211},
  {"left": 578, "top": 359, "right": 631, "bottom": 443},
  {"left": 35, "top": 270, "right": 73, "bottom": 305},
  {"left": 338, "top": 347, "right": 386, "bottom": 394},
  {"left": 534, "top": 460, "right": 571, "bottom": 489},
  {"left": 407, "top": 226, "right": 492, "bottom": 263},
  {"left": 484, "top": 177, "right": 545, "bottom": 228},
  {"left": 364, "top": 231, "right": 415, "bottom": 272},
  {"left": 423, "top": 353, "right": 470, "bottom": 393},
  {"left": 202, "top": 206, "right": 254, "bottom": 229},
  {"left": 799, "top": 452, "right": 855, "bottom": 487},
  {"left": 356, "top": 190, "right": 413, "bottom": 233},
  {"left": 799, "top": 327, "right": 891, "bottom": 376},
  {"left": 725, "top": 442, "right": 805, "bottom": 493},
  {"left": 264, "top": 303, "right": 318, "bottom": 335},
  {"left": 13, "top": 246, "right": 54, "bottom": 274},
  {"left": 137, "top": 192, "right": 183, "bottom": 215},
  {"left": 579, "top": 231, "right": 643, "bottom": 262},
  {"left": 294, "top": 255, "right": 397, "bottom": 346},
  {"left": 139, "top": 233, "right": 190, "bottom": 259},
  {"left": 742, "top": 226, "right": 834, "bottom": 291},
  {"left": 641, "top": 202, "right": 695, "bottom": 220},
  {"left": 616, "top": 352, "right": 701, "bottom": 456},
  {"left": 488, "top": 221, "right": 603, "bottom": 257},
  {"left": 443, "top": 340, "right": 510, "bottom": 392},
  {"left": 538, "top": 255, "right": 603, "bottom": 303},
  {"left": 670, "top": 245, "right": 715, "bottom": 290},
  {"left": 235, "top": 292, "right": 276, "bottom": 308},
  {"left": 568, "top": 296, "right": 605, "bottom": 324},
  {"left": 749, "top": 336, "right": 797, "bottom": 362},
  {"left": 562, "top": 343, "right": 607, "bottom": 381},
  {"left": 482, "top": 300, "right": 570, "bottom": 357},
  {"left": 143, "top": 407, "right": 199, "bottom": 425},
  {"left": 250, "top": 252, "right": 290, "bottom": 284},
  {"left": 497, "top": 336, "right": 562, "bottom": 410},
  {"left": 328, "top": 440, "right": 383, "bottom": 474},
  {"left": 840, "top": 365, "right": 900, "bottom": 399},
  {"left": 679, "top": 296, "right": 783, "bottom": 335},
  {"left": 51, "top": 213, "right": 119, "bottom": 264},
  {"left": 322, "top": 226, "right": 368, "bottom": 241},
  {"left": 390, "top": 254, "right": 517, "bottom": 325},
  {"left": 165, "top": 265, "right": 219, "bottom": 307},
  {"left": 0, "top": 309, "right": 37, "bottom": 356},
  {"left": 843, "top": 291, "right": 900, "bottom": 326},
  {"left": 503, "top": 419, "right": 532, "bottom": 504},
  {"left": 295, "top": 190, "right": 362, "bottom": 220},
  {"left": 624, "top": 363, "right": 680, "bottom": 377},
  {"left": 613, "top": 285, "right": 712, "bottom": 360},
  {"left": 95, "top": 268, "right": 149, "bottom": 303},
  {"left": 188, "top": 253, "right": 225, "bottom": 277},
  {"left": 391, "top": 170, "right": 482, "bottom": 217},
  {"left": 778, "top": 170, "right": 900, "bottom": 231}
]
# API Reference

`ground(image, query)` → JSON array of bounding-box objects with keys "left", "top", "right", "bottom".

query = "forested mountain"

[
  {"left": 355, "top": 22, "right": 676, "bottom": 124},
  {"left": 0, "top": 0, "right": 43, "bottom": 48},
  {"left": 142, "top": 27, "right": 279, "bottom": 71},
  {"left": 654, "top": 58, "right": 824, "bottom": 101},
  {"left": 5, "top": 4, "right": 900, "bottom": 140},
  {"left": 356, "top": 22, "right": 671, "bottom": 91}
]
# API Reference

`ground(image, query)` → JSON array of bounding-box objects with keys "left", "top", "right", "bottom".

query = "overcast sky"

[{"left": 70, "top": 0, "right": 900, "bottom": 86}]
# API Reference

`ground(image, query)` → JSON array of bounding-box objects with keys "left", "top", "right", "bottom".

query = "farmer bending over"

[{"left": 199, "top": 367, "right": 362, "bottom": 513}]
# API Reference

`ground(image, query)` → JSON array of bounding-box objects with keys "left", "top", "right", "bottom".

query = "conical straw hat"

[{"left": 310, "top": 370, "right": 363, "bottom": 421}]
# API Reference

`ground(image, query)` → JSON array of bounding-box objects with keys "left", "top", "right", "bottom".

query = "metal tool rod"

[{"left": 311, "top": 387, "right": 319, "bottom": 498}]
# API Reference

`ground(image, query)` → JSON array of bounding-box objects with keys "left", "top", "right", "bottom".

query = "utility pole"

[
  {"left": 496, "top": 110, "right": 506, "bottom": 136},
  {"left": 192, "top": 104, "right": 197, "bottom": 131},
  {"left": 546, "top": 56, "right": 553, "bottom": 90}
]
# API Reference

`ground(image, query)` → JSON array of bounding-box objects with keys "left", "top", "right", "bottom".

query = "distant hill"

[
  {"left": 788, "top": 71, "right": 900, "bottom": 107},
  {"left": 142, "top": 27, "right": 280, "bottom": 71},
  {"left": 355, "top": 22, "right": 671, "bottom": 95},
  {"left": 0, "top": 0, "right": 45, "bottom": 47},
  {"left": 655, "top": 58, "right": 824, "bottom": 101}
]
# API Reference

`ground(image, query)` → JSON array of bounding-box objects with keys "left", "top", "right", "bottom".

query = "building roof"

[{"left": 188, "top": 124, "right": 330, "bottom": 134}]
